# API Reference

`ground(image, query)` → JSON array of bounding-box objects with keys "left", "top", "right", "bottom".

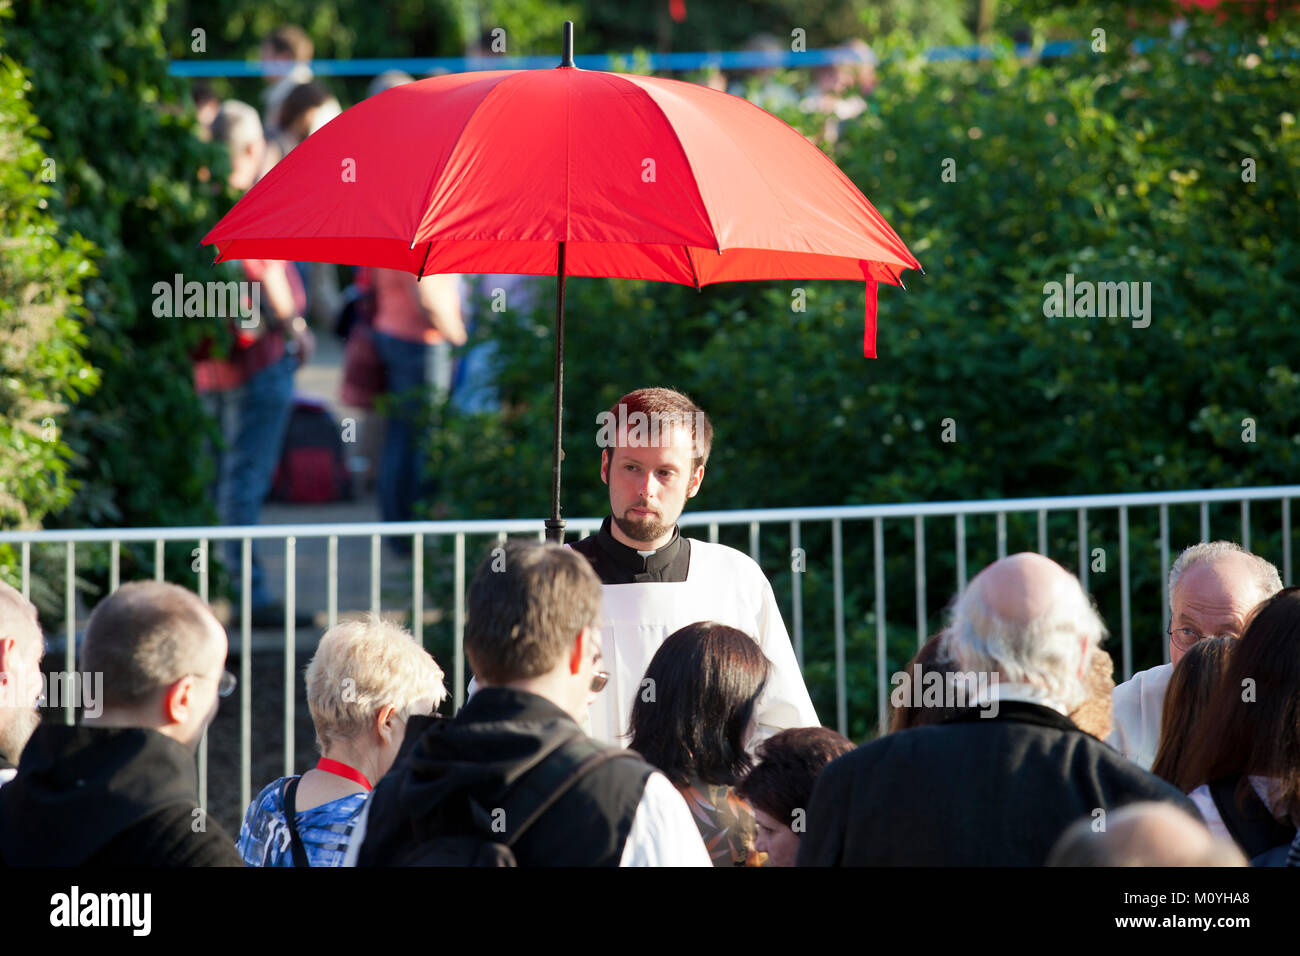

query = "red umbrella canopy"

[{"left": 204, "top": 66, "right": 921, "bottom": 356}]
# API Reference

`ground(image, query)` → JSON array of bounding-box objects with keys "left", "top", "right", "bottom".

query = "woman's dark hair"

[
  {"left": 626, "top": 621, "right": 770, "bottom": 788},
  {"left": 1151, "top": 637, "right": 1236, "bottom": 791},
  {"left": 736, "top": 726, "right": 855, "bottom": 825},
  {"left": 1180, "top": 587, "right": 1300, "bottom": 822},
  {"left": 888, "top": 631, "right": 964, "bottom": 733}
]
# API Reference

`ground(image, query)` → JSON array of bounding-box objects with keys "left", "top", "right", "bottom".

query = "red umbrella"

[{"left": 204, "top": 22, "right": 921, "bottom": 541}]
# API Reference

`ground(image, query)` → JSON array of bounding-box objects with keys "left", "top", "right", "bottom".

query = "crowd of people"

[{"left": 2, "top": 387, "right": 1298, "bottom": 867}]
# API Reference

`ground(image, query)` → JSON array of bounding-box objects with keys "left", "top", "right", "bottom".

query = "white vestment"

[
  {"left": 586, "top": 538, "right": 819, "bottom": 747},
  {"left": 1106, "top": 662, "right": 1173, "bottom": 770}
]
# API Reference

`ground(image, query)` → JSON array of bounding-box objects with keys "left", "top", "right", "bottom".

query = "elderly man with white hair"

[
  {"left": 1108, "top": 541, "right": 1283, "bottom": 770},
  {"left": 798, "top": 553, "right": 1197, "bottom": 866}
]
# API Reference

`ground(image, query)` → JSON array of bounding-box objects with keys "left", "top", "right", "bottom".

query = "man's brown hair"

[
  {"left": 465, "top": 541, "right": 602, "bottom": 685},
  {"left": 82, "top": 581, "right": 219, "bottom": 708},
  {"left": 602, "top": 387, "right": 713, "bottom": 473}
]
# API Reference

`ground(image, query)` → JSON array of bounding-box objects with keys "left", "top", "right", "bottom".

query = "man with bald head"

[
  {"left": 0, "top": 581, "right": 44, "bottom": 787},
  {"left": 1109, "top": 541, "right": 1283, "bottom": 769},
  {"left": 798, "top": 553, "right": 1197, "bottom": 866},
  {"left": 0, "top": 581, "right": 243, "bottom": 866},
  {"left": 1048, "top": 802, "right": 1246, "bottom": 866}
]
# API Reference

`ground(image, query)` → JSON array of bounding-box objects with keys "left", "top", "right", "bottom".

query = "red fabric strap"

[
  {"left": 863, "top": 280, "right": 878, "bottom": 358},
  {"left": 315, "top": 757, "right": 373, "bottom": 791}
]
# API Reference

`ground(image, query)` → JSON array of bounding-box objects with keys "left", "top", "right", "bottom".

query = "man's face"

[
  {"left": 0, "top": 629, "right": 44, "bottom": 762},
  {"left": 600, "top": 425, "right": 704, "bottom": 548},
  {"left": 1169, "top": 557, "right": 1263, "bottom": 665},
  {"left": 178, "top": 616, "right": 230, "bottom": 750},
  {"left": 752, "top": 806, "right": 801, "bottom": 867}
]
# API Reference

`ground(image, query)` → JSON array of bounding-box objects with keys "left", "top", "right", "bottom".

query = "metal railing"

[{"left": 4, "top": 484, "right": 1297, "bottom": 816}]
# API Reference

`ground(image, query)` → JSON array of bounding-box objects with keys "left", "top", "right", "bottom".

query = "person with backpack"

[{"left": 345, "top": 540, "right": 710, "bottom": 867}]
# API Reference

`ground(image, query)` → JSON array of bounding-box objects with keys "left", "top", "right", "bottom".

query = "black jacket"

[
  {"left": 798, "top": 701, "right": 1200, "bottom": 867},
  {"left": 0, "top": 724, "right": 243, "bottom": 867},
  {"left": 357, "top": 687, "right": 653, "bottom": 866}
]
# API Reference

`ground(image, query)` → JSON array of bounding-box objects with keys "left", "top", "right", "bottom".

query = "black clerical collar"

[{"left": 570, "top": 516, "right": 692, "bottom": 584}]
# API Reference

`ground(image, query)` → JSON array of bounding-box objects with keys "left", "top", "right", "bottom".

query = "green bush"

[
  {"left": 0, "top": 32, "right": 100, "bottom": 617},
  {"left": 6, "top": 0, "right": 229, "bottom": 598}
]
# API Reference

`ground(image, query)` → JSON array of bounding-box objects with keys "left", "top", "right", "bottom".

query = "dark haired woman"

[
  {"left": 627, "top": 621, "right": 770, "bottom": 866},
  {"left": 1181, "top": 588, "right": 1300, "bottom": 859},
  {"left": 1150, "top": 637, "right": 1235, "bottom": 791}
]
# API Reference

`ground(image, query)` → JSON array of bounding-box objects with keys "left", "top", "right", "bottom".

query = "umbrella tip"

[{"left": 560, "top": 21, "right": 575, "bottom": 67}]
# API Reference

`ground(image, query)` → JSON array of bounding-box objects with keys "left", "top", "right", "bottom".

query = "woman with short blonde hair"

[{"left": 238, "top": 616, "right": 446, "bottom": 866}]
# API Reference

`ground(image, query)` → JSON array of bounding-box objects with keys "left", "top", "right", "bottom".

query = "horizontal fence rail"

[{"left": 4, "top": 484, "right": 1299, "bottom": 820}]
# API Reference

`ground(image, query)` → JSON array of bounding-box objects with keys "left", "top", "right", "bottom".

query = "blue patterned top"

[{"left": 237, "top": 776, "right": 367, "bottom": 868}]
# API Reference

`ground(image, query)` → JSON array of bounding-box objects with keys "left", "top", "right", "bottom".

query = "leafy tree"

[{"left": 5, "top": 0, "right": 231, "bottom": 611}]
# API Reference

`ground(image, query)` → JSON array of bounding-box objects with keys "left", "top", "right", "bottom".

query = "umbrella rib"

[
  {"left": 417, "top": 241, "right": 432, "bottom": 280},
  {"left": 614, "top": 74, "right": 720, "bottom": 255}
]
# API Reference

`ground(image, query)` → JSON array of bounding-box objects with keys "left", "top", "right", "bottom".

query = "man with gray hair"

[
  {"left": 0, "top": 581, "right": 44, "bottom": 787},
  {"left": 0, "top": 581, "right": 243, "bottom": 866},
  {"left": 798, "top": 553, "right": 1196, "bottom": 866},
  {"left": 1108, "top": 540, "right": 1283, "bottom": 769}
]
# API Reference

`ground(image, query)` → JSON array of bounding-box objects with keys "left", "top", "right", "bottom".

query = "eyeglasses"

[
  {"left": 1168, "top": 627, "right": 1237, "bottom": 652},
  {"left": 589, "top": 671, "right": 609, "bottom": 694},
  {"left": 191, "top": 670, "right": 238, "bottom": 698}
]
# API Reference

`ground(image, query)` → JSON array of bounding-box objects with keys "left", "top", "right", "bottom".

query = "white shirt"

[
  {"left": 618, "top": 771, "right": 711, "bottom": 867},
  {"left": 341, "top": 768, "right": 710, "bottom": 867},
  {"left": 588, "top": 538, "right": 819, "bottom": 747},
  {"left": 0, "top": 767, "right": 15, "bottom": 788},
  {"left": 1107, "top": 662, "right": 1173, "bottom": 770},
  {"left": 971, "top": 680, "right": 1071, "bottom": 717}
]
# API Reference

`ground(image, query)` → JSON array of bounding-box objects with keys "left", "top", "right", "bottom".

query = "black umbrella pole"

[{"left": 545, "top": 241, "right": 568, "bottom": 544}]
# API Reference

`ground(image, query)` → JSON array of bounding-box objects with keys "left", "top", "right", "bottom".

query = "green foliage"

[
  {"left": 0, "top": 29, "right": 100, "bottom": 615},
  {"left": 6, "top": 0, "right": 225, "bottom": 533},
  {"left": 425, "top": 6, "right": 1300, "bottom": 738}
]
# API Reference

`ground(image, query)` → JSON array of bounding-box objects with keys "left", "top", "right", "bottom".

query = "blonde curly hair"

[{"left": 305, "top": 615, "right": 446, "bottom": 752}]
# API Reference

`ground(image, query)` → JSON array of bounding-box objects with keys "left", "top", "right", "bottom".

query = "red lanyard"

[{"left": 315, "top": 757, "right": 373, "bottom": 791}]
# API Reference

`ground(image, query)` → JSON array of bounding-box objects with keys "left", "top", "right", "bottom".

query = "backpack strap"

[
  {"left": 1209, "top": 776, "right": 1296, "bottom": 859},
  {"left": 502, "top": 744, "right": 643, "bottom": 849},
  {"left": 473, "top": 731, "right": 643, "bottom": 852},
  {"left": 282, "top": 776, "right": 312, "bottom": 868}
]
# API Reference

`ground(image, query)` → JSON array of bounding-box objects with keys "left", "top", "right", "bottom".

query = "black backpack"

[{"left": 393, "top": 733, "right": 642, "bottom": 867}]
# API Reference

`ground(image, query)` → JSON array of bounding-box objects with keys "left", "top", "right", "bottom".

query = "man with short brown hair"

[{"left": 573, "top": 387, "right": 817, "bottom": 747}]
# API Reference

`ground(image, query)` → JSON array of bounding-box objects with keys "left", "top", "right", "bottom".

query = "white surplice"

[{"left": 587, "top": 538, "right": 819, "bottom": 747}]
